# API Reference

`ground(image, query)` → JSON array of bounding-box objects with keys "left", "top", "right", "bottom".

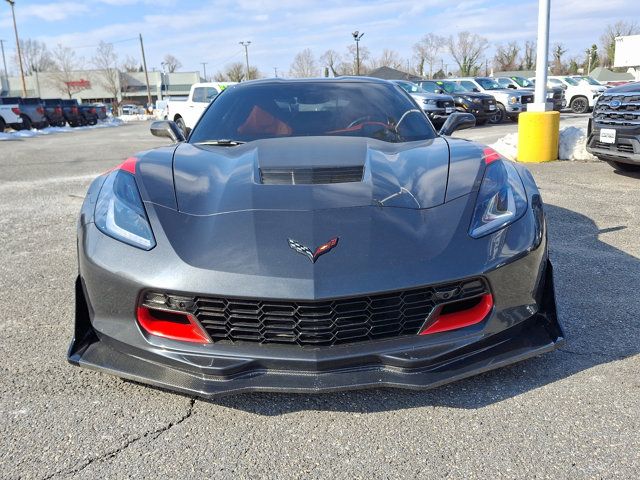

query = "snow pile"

[
  {"left": 558, "top": 126, "right": 596, "bottom": 161},
  {"left": 0, "top": 118, "right": 123, "bottom": 141},
  {"left": 117, "top": 113, "right": 160, "bottom": 122},
  {"left": 489, "top": 126, "right": 597, "bottom": 162},
  {"left": 489, "top": 133, "right": 518, "bottom": 161}
]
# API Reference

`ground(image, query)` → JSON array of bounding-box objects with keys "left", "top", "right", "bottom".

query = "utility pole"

[
  {"left": 533, "top": 0, "right": 550, "bottom": 108},
  {"left": 239, "top": 41, "right": 251, "bottom": 80},
  {"left": 6, "top": 0, "right": 26, "bottom": 96},
  {"left": 201, "top": 62, "right": 208, "bottom": 81},
  {"left": 0, "top": 39, "right": 8, "bottom": 85},
  {"left": 273, "top": 67, "right": 278, "bottom": 78},
  {"left": 352, "top": 31, "right": 364, "bottom": 75},
  {"left": 139, "top": 33, "right": 152, "bottom": 110}
]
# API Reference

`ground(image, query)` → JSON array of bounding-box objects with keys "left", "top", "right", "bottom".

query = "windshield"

[
  {"left": 476, "top": 78, "right": 502, "bottom": 90},
  {"left": 579, "top": 76, "right": 601, "bottom": 86},
  {"left": 512, "top": 76, "right": 534, "bottom": 87},
  {"left": 424, "top": 81, "right": 468, "bottom": 94},
  {"left": 190, "top": 82, "right": 437, "bottom": 144},
  {"left": 562, "top": 77, "right": 580, "bottom": 86},
  {"left": 394, "top": 81, "right": 427, "bottom": 94}
]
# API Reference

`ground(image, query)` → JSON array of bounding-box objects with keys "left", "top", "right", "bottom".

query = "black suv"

[
  {"left": 417, "top": 80, "right": 497, "bottom": 125},
  {"left": 586, "top": 82, "right": 640, "bottom": 172}
]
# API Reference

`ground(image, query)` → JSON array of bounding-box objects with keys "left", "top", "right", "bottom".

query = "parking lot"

[{"left": 0, "top": 121, "right": 638, "bottom": 479}]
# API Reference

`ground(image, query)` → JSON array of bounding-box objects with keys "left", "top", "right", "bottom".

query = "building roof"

[
  {"left": 589, "top": 67, "right": 634, "bottom": 81},
  {"left": 492, "top": 70, "right": 536, "bottom": 79},
  {"left": 366, "top": 66, "right": 423, "bottom": 81}
]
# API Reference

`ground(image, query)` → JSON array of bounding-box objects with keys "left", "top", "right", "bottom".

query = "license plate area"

[{"left": 599, "top": 129, "right": 616, "bottom": 144}]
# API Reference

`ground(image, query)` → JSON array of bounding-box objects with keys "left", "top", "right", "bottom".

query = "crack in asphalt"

[{"left": 41, "top": 398, "right": 196, "bottom": 480}]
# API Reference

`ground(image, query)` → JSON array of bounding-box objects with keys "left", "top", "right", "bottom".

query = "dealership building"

[{"left": 0, "top": 70, "right": 201, "bottom": 104}]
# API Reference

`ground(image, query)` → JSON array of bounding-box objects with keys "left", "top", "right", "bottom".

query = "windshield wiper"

[{"left": 195, "top": 139, "right": 245, "bottom": 146}]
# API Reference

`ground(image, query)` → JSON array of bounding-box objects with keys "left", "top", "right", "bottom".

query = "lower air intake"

[{"left": 260, "top": 166, "right": 364, "bottom": 185}]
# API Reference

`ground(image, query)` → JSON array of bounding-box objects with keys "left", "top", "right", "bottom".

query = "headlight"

[
  {"left": 94, "top": 164, "right": 156, "bottom": 250},
  {"left": 508, "top": 96, "right": 519, "bottom": 105},
  {"left": 469, "top": 152, "right": 528, "bottom": 238},
  {"left": 460, "top": 95, "right": 475, "bottom": 103},
  {"left": 423, "top": 99, "right": 438, "bottom": 105}
]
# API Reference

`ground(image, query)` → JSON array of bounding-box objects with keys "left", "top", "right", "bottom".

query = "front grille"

[
  {"left": 618, "top": 144, "right": 634, "bottom": 154},
  {"left": 161, "top": 278, "right": 490, "bottom": 347},
  {"left": 593, "top": 93, "right": 640, "bottom": 126},
  {"left": 437, "top": 100, "right": 454, "bottom": 109},
  {"left": 260, "top": 166, "right": 364, "bottom": 185},
  {"left": 591, "top": 140, "right": 635, "bottom": 154}
]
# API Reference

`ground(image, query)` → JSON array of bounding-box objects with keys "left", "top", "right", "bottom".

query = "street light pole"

[
  {"left": 352, "top": 31, "right": 364, "bottom": 75},
  {"left": 239, "top": 41, "right": 251, "bottom": 81},
  {"left": 138, "top": 33, "right": 153, "bottom": 111},
  {"left": 201, "top": 62, "right": 208, "bottom": 81},
  {"left": 532, "top": 0, "right": 550, "bottom": 110},
  {"left": 0, "top": 39, "right": 8, "bottom": 85},
  {"left": 5, "top": 0, "right": 27, "bottom": 96}
]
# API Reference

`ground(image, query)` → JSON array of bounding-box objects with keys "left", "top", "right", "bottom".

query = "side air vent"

[{"left": 260, "top": 166, "right": 364, "bottom": 185}]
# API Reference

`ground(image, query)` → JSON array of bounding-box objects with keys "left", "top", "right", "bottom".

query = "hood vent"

[{"left": 260, "top": 166, "right": 364, "bottom": 185}]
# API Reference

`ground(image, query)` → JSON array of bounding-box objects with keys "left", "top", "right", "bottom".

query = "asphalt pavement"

[{"left": 0, "top": 120, "right": 638, "bottom": 479}]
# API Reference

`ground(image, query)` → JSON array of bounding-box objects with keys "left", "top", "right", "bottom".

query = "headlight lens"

[
  {"left": 423, "top": 99, "right": 438, "bottom": 105},
  {"left": 95, "top": 169, "right": 156, "bottom": 250},
  {"left": 469, "top": 156, "right": 528, "bottom": 238},
  {"left": 508, "top": 95, "right": 519, "bottom": 104},
  {"left": 461, "top": 95, "right": 475, "bottom": 103}
]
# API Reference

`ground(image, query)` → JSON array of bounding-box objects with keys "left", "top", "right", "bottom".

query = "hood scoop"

[{"left": 260, "top": 166, "right": 364, "bottom": 185}]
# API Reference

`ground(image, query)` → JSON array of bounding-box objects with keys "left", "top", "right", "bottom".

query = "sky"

[{"left": 0, "top": 0, "right": 638, "bottom": 77}]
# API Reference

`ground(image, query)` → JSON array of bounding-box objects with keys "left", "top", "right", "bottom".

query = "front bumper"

[
  {"left": 69, "top": 258, "right": 564, "bottom": 397},
  {"left": 586, "top": 122, "right": 640, "bottom": 165}
]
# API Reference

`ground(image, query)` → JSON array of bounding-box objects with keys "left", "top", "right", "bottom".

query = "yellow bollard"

[{"left": 517, "top": 111, "right": 560, "bottom": 163}]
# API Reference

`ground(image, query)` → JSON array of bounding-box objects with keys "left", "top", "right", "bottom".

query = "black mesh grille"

[
  {"left": 260, "top": 166, "right": 364, "bottom": 185},
  {"left": 149, "top": 278, "right": 491, "bottom": 346}
]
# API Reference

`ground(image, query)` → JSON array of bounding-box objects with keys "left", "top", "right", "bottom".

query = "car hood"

[{"left": 167, "top": 136, "right": 454, "bottom": 215}]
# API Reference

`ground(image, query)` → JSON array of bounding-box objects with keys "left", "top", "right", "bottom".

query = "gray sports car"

[{"left": 69, "top": 78, "right": 564, "bottom": 396}]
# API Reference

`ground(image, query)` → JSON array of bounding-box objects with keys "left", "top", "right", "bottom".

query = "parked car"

[
  {"left": 585, "top": 81, "right": 640, "bottom": 172},
  {"left": 448, "top": 77, "right": 533, "bottom": 123},
  {"left": 392, "top": 80, "right": 455, "bottom": 127},
  {"left": 93, "top": 104, "right": 108, "bottom": 121},
  {"left": 495, "top": 76, "right": 566, "bottom": 111},
  {"left": 69, "top": 77, "right": 563, "bottom": 396},
  {"left": 121, "top": 104, "right": 140, "bottom": 115},
  {"left": 167, "top": 82, "right": 236, "bottom": 135},
  {"left": 60, "top": 99, "right": 83, "bottom": 127},
  {"left": 0, "top": 97, "right": 48, "bottom": 130},
  {"left": 42, "top": 99, "right": 67, "bottom": 127},
  {"left": 417, "top": 79, "right": 497, "bottom": 125},
  {"left": 78, "top": 104, "right": 98, "bottom": 126},
  {"left": 545, "top": 76, "right": 605, "bottom": 114},
  {"left": 0, "top": 98, "right": 23, "bottom": 131},
  {"left": 569, "top": 75, "right": 610, "bottom": 89}
]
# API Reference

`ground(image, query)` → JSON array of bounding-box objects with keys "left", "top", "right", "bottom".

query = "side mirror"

[
  {"left": 472, "top": 88, "right": 480, "bottom": 92},
  {"left": 435, "top": 89, "right": 444, "bottom": 94},
  {"left": 439, "top": 112, "right": 476, "bottom": 136},
  {"left": 507, "top": 84, "right": 517, "bottom": 89},
  {"left": 150, "top": 120, "right": 186, "bottom": 142}
]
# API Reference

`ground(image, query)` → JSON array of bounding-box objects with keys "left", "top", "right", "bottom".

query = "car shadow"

[{"left": 138, "top": 203, "right": 639, "bottom": 414}]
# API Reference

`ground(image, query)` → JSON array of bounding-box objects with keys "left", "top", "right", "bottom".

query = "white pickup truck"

[
  {"left": 0, "top": 100, "right": 23, "bottom": 132},
  {"left": 167, "top": 82, "right": 236, "bottom": 134},
  {"left": 545, "top": 76, "right": 606, "bottom": 114}
]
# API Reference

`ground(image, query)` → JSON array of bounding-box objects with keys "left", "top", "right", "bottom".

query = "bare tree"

[
  {"left": 15, "top": 39, "right": 55, "bottom": 74},
  {"left": 319, "top": 49, "right": 342, "bottom": 76},
  {"left": 92, "top": 41, "right": 122, "bottom": 114},
  {"left": 493, "top": 41, "right": 521, "bottom": 71},
  {"left": 413, "top": 33, "right": 444, "bottom": 78},
  {"left": 551, "top": 43, "right": 567, "bottom": 75},
  {"left": 522, "top": 40, "right": 536, "bottom": 70},
  {"left": 346, "top": 44, "right": 370, "bottom": 75},
  {"left": 600, "top": 20, "right": 640, "bottom": 67},
  {"left": 289, "top": 48, "right": 319, "bottom": 78},
  {"left": 163, "top": 54, "right": 182, "bottom": 73},
  {"left": 447, "top": 31, "right": 488, "bottom": 76},
  {"left": 582, "top": 44, "right": 599, "bottom": 73},
  {"left": 369, "top": 49, "right": 404, "bottom": 70},
  {"left": 50, "top": 45, "right": 88, "bottom": 98},
  {"left": 121, "top": 55, "right": 139, "bottom": 72},
  {"left": 213, "top": 62, "right": 260, "bottom": 82}
]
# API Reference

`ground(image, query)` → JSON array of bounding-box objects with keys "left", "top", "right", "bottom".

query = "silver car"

[{"left": 392, "top": 80, "right": 456, "bottom": 127}]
